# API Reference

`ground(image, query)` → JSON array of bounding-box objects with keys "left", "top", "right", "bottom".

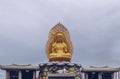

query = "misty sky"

[{"left": 0, "top": 0, "right": 120, "bottom": 70}]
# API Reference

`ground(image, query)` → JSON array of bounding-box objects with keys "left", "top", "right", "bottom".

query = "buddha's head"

[{"left": 54, "top": 33, "right": 65, "bottom": 43}]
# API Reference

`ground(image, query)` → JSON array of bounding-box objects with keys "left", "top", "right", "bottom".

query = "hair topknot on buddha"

[{"left": 46, "top": 23, "right": 73, "bottom": 62}]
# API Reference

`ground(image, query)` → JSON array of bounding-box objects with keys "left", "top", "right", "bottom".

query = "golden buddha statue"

[
  {"left": 50, "top": 33, "right": 70, "bottom": 57},
  {"left": 46, "top": 23, "right": 73, "bottom": 62}
]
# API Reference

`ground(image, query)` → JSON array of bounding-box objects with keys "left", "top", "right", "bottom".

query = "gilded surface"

[{"left": 46, "top": 23, "right": 73, "bottom": 62}]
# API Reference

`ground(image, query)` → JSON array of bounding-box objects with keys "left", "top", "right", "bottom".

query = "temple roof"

[
  {"left": 0, "top": 64, "right": 39, "bottom": 70},
  {"left": 82, "top": 66, "right": 120, "bottom": 72}
]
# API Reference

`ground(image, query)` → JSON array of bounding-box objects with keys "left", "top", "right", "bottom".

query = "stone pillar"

[
  {"left": 111, "top": 72, "right": 114, "bottom": 79},
  {"left": 18, "top": 71, "right": 22, "bottom": 79},
  {"left": 118, "top": 71, "right": 120, "bottom": 79},
  {"left": 82, "top": 73, "right": 85, "bottom": 79},
  {"left": 39, "top": 71, "right": 40, "bottom": 79},
  {"left": 113, "top": 72, "right": 117, "bottom": 79},
  {"left": 117, "top": 72, "right": 119, "bottom": 79},
  {"left": 6, "top": 71, "right": 9, "bottom": 79},
  {"left": 33, "top": 71, "right": 36, "bottom": 79},
  {"left": 98, "top": 72, "right": 102, "bottom": 79},
  {"left": 116, "top": 72, "right": 118, "bottom": 79},
  {"left": 85, "top": 73, "right": 88, "bottom": 79}
]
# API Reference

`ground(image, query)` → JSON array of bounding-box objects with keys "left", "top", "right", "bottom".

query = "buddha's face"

[
  {"left": 55, "top": 33, "right": 64, "bottom": 43},
  {"left": 56, "top": 35, "right": 63, "bottom": 43}
]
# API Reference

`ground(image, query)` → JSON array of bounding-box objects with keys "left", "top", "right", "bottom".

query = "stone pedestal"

[{"left": 39, "top": 62, "right": 82, "bottom": 79}]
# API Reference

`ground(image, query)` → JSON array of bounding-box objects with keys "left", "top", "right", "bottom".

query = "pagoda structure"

[{"left": 0, "top": 23, "right": 119, "bottom": 79}]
